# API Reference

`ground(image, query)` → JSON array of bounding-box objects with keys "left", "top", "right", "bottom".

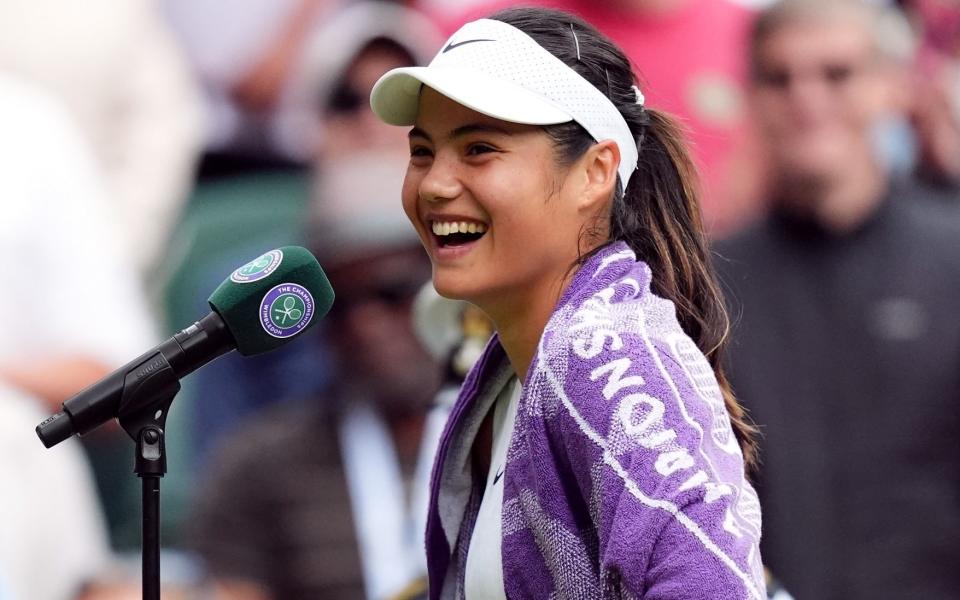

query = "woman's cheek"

[{"left": 400, "top": 174, "right": 421, "bottom": 228}]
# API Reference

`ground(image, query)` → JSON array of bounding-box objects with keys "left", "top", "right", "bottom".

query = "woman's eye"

[
  {"left": 409, "top": 145, "right": 433, "bottom": 158},
  {"left": 466, "top": 143, "right": 496, "bottom": 156}
]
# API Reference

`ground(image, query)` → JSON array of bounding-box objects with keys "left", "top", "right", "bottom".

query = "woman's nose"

[{"left": 418, "top": 154, "right": 462, "bottom": 203}]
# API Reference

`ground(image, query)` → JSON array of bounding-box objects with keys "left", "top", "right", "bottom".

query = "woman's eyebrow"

[
  {"left": 408, "top": 126, "right": 431, "bottom": 142},
  {"left": 409, "top": 122, "right": 513, "bottom": 143},
  {"left": 450, "top": 123, "right": 512, "bottom": 139}
]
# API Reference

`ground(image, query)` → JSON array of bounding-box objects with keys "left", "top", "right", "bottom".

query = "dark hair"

[{"left": 490, "top": 7, "right": 757, "bottom": 469}]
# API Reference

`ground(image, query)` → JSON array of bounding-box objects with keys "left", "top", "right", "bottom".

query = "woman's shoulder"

[
  {"left": 531, "top": 255, "right": 762, "bottom": 536},
  {"left": 534, "top": 252, "right": 706, "bottom": 442},
  {"left": 537, "top": 249, "right": 746, "bottom": 466},
  {"left": 543, "top": 247, "right": 685, "bottom": 362}
]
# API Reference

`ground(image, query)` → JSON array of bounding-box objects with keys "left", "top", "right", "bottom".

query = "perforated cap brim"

[
  {"left": 371, "top": 66, "right": 574, "bottom": 126},
  {"left": 369, "top": 18, "right": 638, "bottom": 187}
]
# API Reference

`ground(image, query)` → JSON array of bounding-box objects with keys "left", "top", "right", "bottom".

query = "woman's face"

[{"left": 402, "top": 88, "right": 589, "bottom": 315}]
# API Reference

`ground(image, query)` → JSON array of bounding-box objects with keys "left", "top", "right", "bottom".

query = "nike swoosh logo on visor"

[
  {"left": 442, "top": 38, "right": 495, "bottom": 53},
  {"left": 493, "top": 467, "right": 505, "bottom": 485}
]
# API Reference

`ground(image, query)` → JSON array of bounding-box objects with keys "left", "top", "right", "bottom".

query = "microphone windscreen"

[{"left": 207, "top": 246, "right": 335, "bottom": 356}]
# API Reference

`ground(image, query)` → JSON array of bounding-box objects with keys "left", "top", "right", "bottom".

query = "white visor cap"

[{"left": 370, "top": 18, "right": 639, "bottom": 189}]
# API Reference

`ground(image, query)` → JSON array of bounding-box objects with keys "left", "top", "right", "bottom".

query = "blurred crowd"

[{"left": 0, "top": 0, "right": 957, "bottom": 599}]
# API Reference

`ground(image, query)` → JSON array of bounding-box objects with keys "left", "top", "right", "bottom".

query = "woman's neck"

[{"left": 482, "top": 271, "right": 573, "bottom": 382}]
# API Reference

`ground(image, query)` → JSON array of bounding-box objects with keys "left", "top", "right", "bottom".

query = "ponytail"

[
  {"left": 619, "top": 109, "right": 758, "bottom": 469},
  {"left": 491, "top": 6, "right": 758, "bottom": 470}
]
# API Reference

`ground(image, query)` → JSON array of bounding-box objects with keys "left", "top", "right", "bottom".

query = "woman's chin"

[
  {"left": 432, "top": 280, "right": 469, "bottom": 302},
  {"left": 431, "top": 273, "right": 483, "bottom": 305}
]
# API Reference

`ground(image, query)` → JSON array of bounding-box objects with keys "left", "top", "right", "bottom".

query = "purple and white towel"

[{"left": 426, "top": 241, "right": 765, "bottom": 599}]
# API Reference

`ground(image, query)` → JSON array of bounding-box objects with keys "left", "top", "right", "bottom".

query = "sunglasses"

[{"left": 326, "top": 81, "right": 365, "bottom": 115}]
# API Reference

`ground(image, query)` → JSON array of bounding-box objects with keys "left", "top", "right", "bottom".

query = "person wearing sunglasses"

[{"left": 187, "top": 5, "right": 444, "bottom": 599}]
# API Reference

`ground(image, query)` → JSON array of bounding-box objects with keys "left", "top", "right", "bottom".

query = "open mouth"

[{"left": 431, "top": 220, "right": 487, "bottom": 248}]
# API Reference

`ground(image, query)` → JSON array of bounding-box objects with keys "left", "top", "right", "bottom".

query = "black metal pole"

[
  {"left": 142, "top": 475, "right": 161, "bottom": 600},
  {"left": 135, "top": 425, "right": 166, "bottom": 600}
]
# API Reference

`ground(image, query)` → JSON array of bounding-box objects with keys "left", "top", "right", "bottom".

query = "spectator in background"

[
  {"left": 179, "top": 0, "right": 441, "bottom": 468},
  {"left": 422, "top": 0, "right": 761, "bottom": 234},
  {"left": 0, "top": 0, "right": 203, "bottom": 276},
  {"left": 717, "top": 1, "right": 960, "bottom": 597},
  {"left": 187, "top": 155, "right": 437, "bottom": 600},
  {"left": 0, "top": 74, "right": 155, "bottom": 600},
  {"left": 186, "top": 6, "right": 442, "bottom": 598},
  {"left": 274, "top": 1, "right": 442, "bottom": 162}
]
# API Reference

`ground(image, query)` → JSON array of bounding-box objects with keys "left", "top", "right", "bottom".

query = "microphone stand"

[
  {"left": 34, "top": 314, "right": 235, "bottom": 599},
  {"left": 115, "top": 358, "right": 181, "bottom": 600}
]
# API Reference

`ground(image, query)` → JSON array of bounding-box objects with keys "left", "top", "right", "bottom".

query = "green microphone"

[
  {"left": 209, "top": 246, "right": 335, "bottom": 355},
  {"left": 36, "top": 246, "right": 335, "bottom": 448}
]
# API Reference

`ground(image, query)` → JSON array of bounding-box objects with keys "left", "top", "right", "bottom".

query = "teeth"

[{"left": 432, "top": 220, "right": 487, "bottom": 236}]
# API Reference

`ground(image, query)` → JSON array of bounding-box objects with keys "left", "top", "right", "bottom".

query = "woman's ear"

[{"left": 575, "top": 139, "right": 620, "bottom": 213}]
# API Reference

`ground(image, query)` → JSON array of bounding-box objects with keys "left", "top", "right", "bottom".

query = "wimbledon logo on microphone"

[
  {"left": 231, "top": 249, "right": 283, "bottom": 283},
  {"left": 260, "top": 283, "right": 315, "bottom": 338}
]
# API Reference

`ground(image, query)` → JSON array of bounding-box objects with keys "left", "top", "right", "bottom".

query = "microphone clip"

[{"left": 115, "top": 348, "right": 181, "bottom": 477}]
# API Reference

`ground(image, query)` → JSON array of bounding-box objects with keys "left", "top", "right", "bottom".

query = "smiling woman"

[
  {"left": 371, "top": 7, "right": 764, "bottom": 599},
  {"left": 403, "top": 93, "right": 598, "bottom": 342}
]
